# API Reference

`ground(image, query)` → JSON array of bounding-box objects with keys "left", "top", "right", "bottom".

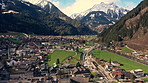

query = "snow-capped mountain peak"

[
  {"left": 71, "top": 2, "right": 129, "bottom": 20},
  {"left": 22, "top": 0, "right": 52, "bottom": 8}
]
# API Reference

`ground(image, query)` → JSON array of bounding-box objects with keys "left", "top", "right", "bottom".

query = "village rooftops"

[{"left": 112, "top": 71, "right": 123, "bottom": 75}]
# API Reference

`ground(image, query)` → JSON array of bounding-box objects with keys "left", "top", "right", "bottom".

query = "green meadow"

[
  {"left": 47, "top": 50, "right": 76, "bottom": 66},
  {"left": 90, "top": 50, "right": 148, "bottom": 73}
]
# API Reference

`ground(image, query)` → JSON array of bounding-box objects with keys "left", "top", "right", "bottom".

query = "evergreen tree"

[
  {"left": 109, "top": 58, "right": 112, "bottom": 64},
  {"left": 76, "top": 62, "right": 81, "bottom": 67},
  {"left": 56, "top": 58, "right": 60, "bottom": 65}
]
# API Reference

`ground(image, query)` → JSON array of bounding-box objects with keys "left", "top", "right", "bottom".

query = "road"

[{"left": 83, "top": 45, "right": 117, "bottom": 82}]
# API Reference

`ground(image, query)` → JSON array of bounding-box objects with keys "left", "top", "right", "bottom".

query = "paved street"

[{"left": 84, "top": 45, "right": 117, "bottom": 82}]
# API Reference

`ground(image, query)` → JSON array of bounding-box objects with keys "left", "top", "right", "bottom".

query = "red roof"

[
  {"left": 137, "top": 82, "right": 143, "bottom": 83},
  {"left": 113, "top": 67, "right": 121, "bottom": 70},
  {"left": 112, "top": 71, "right": 123, "bottom": 75}
]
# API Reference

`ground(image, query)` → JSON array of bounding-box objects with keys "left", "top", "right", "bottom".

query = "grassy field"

[
  {"left": 47, "top": 50, "right": 76, "bottom": 66},
  {"left": 9, "top": 38, "right": 23, "bottom": 44},
  {"left": 63, "top": 52, "right": 82, "bottom": 65},
  {"left": 63, "top": 35, "right": 97, "bottom": 41},
  {"left": 142, "top": 77, "right": 148, "bottom": 82},
  {"left": 119, "top": 47, "right": 134, "bottom": 53},
  {"left": 90, "top": 50, "right": 148, "bottom": 73},
  {"left": 78, "top": 48, "right": 85, "bottom": 52}
]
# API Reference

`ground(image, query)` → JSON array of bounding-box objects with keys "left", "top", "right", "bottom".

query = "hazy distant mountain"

[{"left": 0, "top": 0, "right": 95, "bottom": 35}]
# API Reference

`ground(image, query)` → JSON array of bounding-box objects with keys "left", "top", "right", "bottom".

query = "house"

[
  {"left": 71, "top": 66, "right": 90, "bottom": 77},
  {"left": 105, "top": 64, "right": 113, "bottom": 71},
  {"left": 96, "top": 58, "right": 106, "bottom": 63},
  {"left": 131, "top": 69, "right": 145, "bottom": 78},
  {"left": 111, "top": 61, "right": 121, "bottom": 66},
  {"left": 112, "top": 71, "right": 124, "bottom": 79},
  {"left": 122, "top": 71, "right": 134, "bottom": 80},
  {"left": 112, "top": 67, "right": 124, "bottom": 72},
  {"left": 70, "top": 77, "right": 91, "bottom": 83},
  {"left": 7, "top": 59, "right": 20, "bottom": 67}
]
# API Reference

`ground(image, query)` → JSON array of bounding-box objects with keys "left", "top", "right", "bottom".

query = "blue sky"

[
  {"left": 51, "top": 0, "right": 143, "bottom": 16},
  {"left": 53, "top": 0, "right": 76, "bottom": 8}
]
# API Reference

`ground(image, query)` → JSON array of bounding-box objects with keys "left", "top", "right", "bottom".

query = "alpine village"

[{"left": 0, "top": 0, "right": 148, "bottom": 83}]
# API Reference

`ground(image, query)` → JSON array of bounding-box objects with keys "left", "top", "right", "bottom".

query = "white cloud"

[{"left": 61, "top": 0, "right": 120, "bottom": 16}]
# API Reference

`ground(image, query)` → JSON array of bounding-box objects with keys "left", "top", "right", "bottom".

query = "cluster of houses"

[
  {"left": 1, "top": 34, "right": 146, "bottom": 83},
  {"left": 0, "top": 36, "right": 51, "bottom": 83},
  {"left": 0, "top": 34, "right": 98, "bottom": 83},
  {"left": 96, "top": 58, "right": 145, "bottom": 82},
  {"left": 125, "top": 52, "right": 148, "bottom": 64}
]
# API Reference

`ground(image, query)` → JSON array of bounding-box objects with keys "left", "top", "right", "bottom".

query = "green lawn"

[
  {"left": 90, "top": 50, "right": 148, "bottom": 73},
  {"left": 63, "top": 52, "right": 81, "bottom": 65},
  {"left": 57, "top": 44, "right": 69, "bottom": 46},
  {"left": 47, "top": 50, "right": 76, "bottom": 66},
  {"left": 78, "top": 48, "right": 85, "bottom": 52},
  {"left": 142, "top": 77, "right": 148, "bottom": 82},
  {"left": 62, "top": 35, "right": 97, "bottom": 41},
  {"left": 119, "top": 47, "right": 134, "bottom": 53},
  {"left": 83, "top": 35, "right": 97, "bottom": 41},
  {"left": 63, "top": 36, "right": 78, "bottom": 39},
  {"left": 9, "top": 38, "right": 23, "bottom": 44}
]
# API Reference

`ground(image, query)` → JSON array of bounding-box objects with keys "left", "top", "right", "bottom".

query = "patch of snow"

[
  {"left": 109, "top": 7, "right": 114, "bottom": 10},
  {"left": 123, "top": 11, "right": 127, "bottom": 14},
  {"left": 0, "top": 0, "right": 6, "bottom": 10},
  {"left": 2, "top": 10, "right": 19, "bottom": 14},
  {"left": 105, "top": 16, "right": 111, "bottom": 21},
  {"left": 23, "top": 0, "right": 53, "bottom": 10},
  {"left": 24, "top": 2, "right": 31, "bottom": 6},
  {"left": 90, "top": 14, "right": 95, "bottom": 19},
  {"left": 112, "top": 21, "right": 115, "bottom": 24},
  {"left": 99, "top": 13, "right": 102, "bottom": 16}
]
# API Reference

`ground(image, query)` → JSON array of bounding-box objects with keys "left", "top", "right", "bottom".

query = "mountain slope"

[
  {"left": 80, "top": 11, "right": 117, "bottom": 29},
  {"left": 71, "top": 2, "right": 128, "bottom": 20},
  {"left": 71, "top": 2, "right": 128, "bottom": 32},
  {"left": 23, "top": 0, "right": 96, "bottom": 35},
  {"left": 0, "top": 0, "right": 95, "bottom": 35},
  {"left": 99, "top": 0, "right": 148, "bottom": 51}
]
